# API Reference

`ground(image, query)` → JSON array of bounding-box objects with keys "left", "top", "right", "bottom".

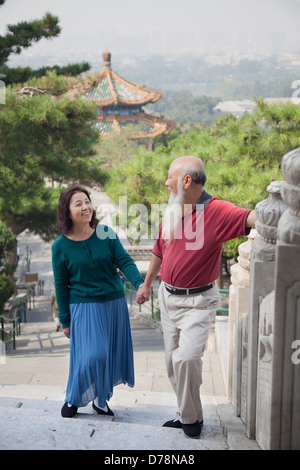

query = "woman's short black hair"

[{"left": 56, "top": 184, "right": 99, "bottom": 234}]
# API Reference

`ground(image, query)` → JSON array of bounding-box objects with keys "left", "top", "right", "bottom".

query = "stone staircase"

[
  {"left": 0, "top": 317, "right": 260, "bottom": 451},
  {"left": 1, "top": 225, "right": 261, "bottom": 451},
  {"left": 0, "top": 316, "right": 230, "bottom": 450},
  {"left": 0, "top": 385, "right": 230, "bottom": 450}
]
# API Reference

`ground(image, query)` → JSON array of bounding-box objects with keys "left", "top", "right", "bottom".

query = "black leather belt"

[{"left": 164, "top": 282, "right": 214, "bottom": 295}]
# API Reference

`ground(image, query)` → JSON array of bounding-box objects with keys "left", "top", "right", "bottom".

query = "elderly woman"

[{"left": 52, "top": 184, "right": 144, "bottom": 418}]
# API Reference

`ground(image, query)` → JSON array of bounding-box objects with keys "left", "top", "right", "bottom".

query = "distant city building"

[
  {"left": 66, "top": 51, "right": 174, "bottom": 141},
  {"left": 214, "top": 97, "right": 300, "bottom": 118},
  {"left": 213, "top": 99, "right": 256, "bottom": 118}
]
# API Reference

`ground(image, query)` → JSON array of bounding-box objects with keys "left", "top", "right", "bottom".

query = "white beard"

[{"left": 162, "top": 183, "right": 185, "bottom": 244}]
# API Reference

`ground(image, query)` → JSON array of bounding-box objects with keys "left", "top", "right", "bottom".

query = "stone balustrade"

[
  {"left": 222, "top": 147, "right": 300, "bottom": 450},
  {"left": 270, "top": 148, "right": 300, "bottom": 450}
]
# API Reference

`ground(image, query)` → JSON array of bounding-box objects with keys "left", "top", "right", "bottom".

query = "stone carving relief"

[
  {"left": 230, "top": 229, "right": 256, "bottom": 288},
  {"left": 256, "top": 291, "right": 275, "bottom": 450},
  {"left": 258, "top": 300, "right": 273, "bottom": 363},
  {"left": 242, "top": 314, "right": 248, "bottom": 362},
  {"left": 253, "top": 180, "right": 288, "bottom": 261},
  {"left": 278, "top": 148, "right": 300, "bottom": 246}
]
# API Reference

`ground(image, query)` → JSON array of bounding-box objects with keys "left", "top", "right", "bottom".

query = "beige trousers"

[{"left": 158, "top": 281, "right": 220, "bottom": 424}]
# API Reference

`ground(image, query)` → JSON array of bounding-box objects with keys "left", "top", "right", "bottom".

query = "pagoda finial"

[{"left": 102, "top": 51, "right": 111, "bottom": 71}]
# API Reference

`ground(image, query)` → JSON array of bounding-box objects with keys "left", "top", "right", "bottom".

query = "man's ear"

[{"left": 183, "top": 174, "right": 192, "bottom": 189}]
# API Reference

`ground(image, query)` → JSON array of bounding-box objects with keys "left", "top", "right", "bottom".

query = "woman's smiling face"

[{"left": 68, "top": 192, "right": 93, "bottom": 225}]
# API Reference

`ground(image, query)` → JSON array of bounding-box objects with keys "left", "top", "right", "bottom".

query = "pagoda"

[{"left": 66, "top": 52, "right": 174, "bottom": 140}]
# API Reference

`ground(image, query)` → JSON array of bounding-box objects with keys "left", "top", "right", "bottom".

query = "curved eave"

[
  {"left": 110, "top": 70, "right": 161, "bottom": 105},
  {"left": 66, "top": 69, "right": 161, "bottom": 107},
  {"left": 84, "top": 97, "right": 160, "bottom": 106},
  {"left": 95, "top": 112, "right": 175, "bottom": 139}
]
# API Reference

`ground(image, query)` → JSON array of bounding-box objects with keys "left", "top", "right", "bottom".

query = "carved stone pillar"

[
  {"left": 229, "top": 229, "right": 256, "bottom": 420},
  {"left": 246, "top": 180, "right": 288, "bottom": 438},
  {"left": 270, "top": 148, "right": 300, "bottom": 449},
  {"left": 255, "top": 290, "right": 275, "bottom": 449}
]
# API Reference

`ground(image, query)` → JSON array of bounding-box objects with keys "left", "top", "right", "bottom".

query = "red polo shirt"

[{"left": 153, "top": 194, "right": 251, "bottom": 288}]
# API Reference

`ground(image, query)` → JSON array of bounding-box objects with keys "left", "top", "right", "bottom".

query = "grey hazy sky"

[
  {"left": 0, "top": 0, "right": 299, "bottom": 34},
  {"left": 1, "top": 0, "right": 300, "bottom": 60}
]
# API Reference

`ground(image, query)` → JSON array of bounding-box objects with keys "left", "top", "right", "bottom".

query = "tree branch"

[{"left": 14, "top": 86, "right": 46, "bottom": 98}]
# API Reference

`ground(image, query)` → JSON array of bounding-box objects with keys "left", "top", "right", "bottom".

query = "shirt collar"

[
  {"left": 193, "top": 190, "right": 212, "bottom": 210},
  {"left": 182, "top": 190, "right": 212, "bottom": 219}
]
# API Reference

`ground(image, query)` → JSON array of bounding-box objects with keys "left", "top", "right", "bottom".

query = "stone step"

[
  {"left": 0, "top": 392, "right": 221, "bottom": 427},
  {"left": 0, "top": 409, "right": 227, "bottom": 451},
  {"left": 0, "top": 385, "right": 229, "bottom": 450}
]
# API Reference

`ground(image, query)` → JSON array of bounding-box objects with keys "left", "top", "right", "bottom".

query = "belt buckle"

[
  {"left": 186, "top": 288, "right": 190, "bottom": 295},
  {"left": 166, "top": 284, "right": 176, "bottom": 293}
]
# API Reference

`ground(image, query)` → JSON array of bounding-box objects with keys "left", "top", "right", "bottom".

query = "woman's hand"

[
  {"left": 136, "top": 283, "right": 151, "bottom": 304},
  {"left": 63, "top": 327, "right": 70, "bottom": 339}
]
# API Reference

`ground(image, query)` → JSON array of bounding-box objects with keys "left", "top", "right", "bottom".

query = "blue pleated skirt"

[{"left": 65, "top": 297, "right": 134, "bottom": 408}]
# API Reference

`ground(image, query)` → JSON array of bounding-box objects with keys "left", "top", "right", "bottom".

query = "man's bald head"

[{"left": 170, "top": 156, "right": 206, "bottom": 187}]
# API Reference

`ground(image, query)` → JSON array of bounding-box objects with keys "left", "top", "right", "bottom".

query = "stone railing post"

[
  {"left": 270, "top": 148, "right": 300, "bottom": 449},
  {"left": 229, "top": 229, "right": 257, "bottom": 417},
  {"left": 246, "top": 180, "right": 287, "bottom": 438}
]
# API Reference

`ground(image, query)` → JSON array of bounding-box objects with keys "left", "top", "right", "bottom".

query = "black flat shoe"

[
  {"left": 162, "top": 419, "right": 182, "bottom": 428},
  {"left": 182, "top": 421, "right": 202, "bottom": 439},
  {"left": 61, "top": 402, "right": 78, "bottom": 418},
  {"left": 92, "top": 401, "right": 114, "bottom": 417},
  {"left": 163, "top": 418, "right": 203, "bottom": 431}
]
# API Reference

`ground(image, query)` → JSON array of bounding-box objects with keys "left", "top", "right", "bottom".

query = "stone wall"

[{"left": 220, "top": 147, "right": 300, "bottom": 450}]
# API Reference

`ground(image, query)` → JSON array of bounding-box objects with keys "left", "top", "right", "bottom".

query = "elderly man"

[{"left": 137, "top": 155, "right": 256, "bottom": 439}]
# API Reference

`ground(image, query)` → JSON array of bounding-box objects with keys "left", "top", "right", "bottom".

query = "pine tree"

[
  {"left": 0, "top": 0, "right": 90, "bottom": 84},
  {"left": 102, "top": 100, "right": 300, "bottom": 259},
  {"left": 0, "top": 73, "right": 103, "bottom": 254},
  {"left": 0, "top": 220, "right": 15, "bottom": 311}
]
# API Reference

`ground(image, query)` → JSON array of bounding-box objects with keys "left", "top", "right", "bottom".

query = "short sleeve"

[
  {"left": 153, "top": 225, "right": 164, "bottom": 259},
  {"left": 213, "top": 201, "right": 251, "bottom": 244}
]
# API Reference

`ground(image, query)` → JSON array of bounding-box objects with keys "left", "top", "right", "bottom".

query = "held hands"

[{"left": 136, "top": 283, "right": 151, "bottom": 304}]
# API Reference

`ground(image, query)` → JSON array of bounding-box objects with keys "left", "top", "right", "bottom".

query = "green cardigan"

[{"left": 51, "top": 226, "right": 144, "bottom": 329}]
